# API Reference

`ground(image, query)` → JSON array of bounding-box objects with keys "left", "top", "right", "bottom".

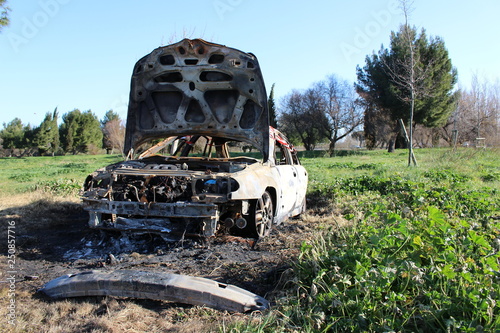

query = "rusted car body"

[{"left": 81, "top": 39, "right": 308, "bottom": 238}]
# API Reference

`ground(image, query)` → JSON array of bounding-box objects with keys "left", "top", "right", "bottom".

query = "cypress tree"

[
  {"left": 268, "top": 83, "right": 278, "bottom": 128},
  {"left": 60, "top": 109, "right": 81, "bottom": 154},
  {"left": 35, "top": 108, "right": 60, "bottom": 155}
]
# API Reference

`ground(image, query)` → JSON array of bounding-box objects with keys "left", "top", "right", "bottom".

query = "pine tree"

[
  {"left": 356, "top": 25, "right": 458, "bottom": 152},
  {"left": 101, "top": 110, "right": 120, "bottom": 126},
  {"left": 35, "top": 108, "right": 60, "bottom": 155},
  {"left": 60, "top": 109, "right": 81, "bottom": 154},
  {"left": 60, "top": 109, "right": 102, "bottom": 154},
  {"left": 79, "top": 110, "right": 103, "bottom": 153},
  {"left": 0, "top": 118, "right": 24, "bottom": 149},
  {"left": 268, "top": 83, "right": 278, "bottom": 128}
]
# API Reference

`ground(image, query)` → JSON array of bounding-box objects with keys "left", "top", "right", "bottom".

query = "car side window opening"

[
  {"left": 274, "top": 141, "right": 292, "bottom": 165},
  {"left": 290, "top": 149, "right": 299, "bottom": 165}
]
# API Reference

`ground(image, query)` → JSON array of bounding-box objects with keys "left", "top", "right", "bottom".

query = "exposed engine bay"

[
  {"left": 82, "top": 148, "right": 260, "bottom": 238},
  {"left": 83, "top": 155, "right": 254, "bottom": 204}
]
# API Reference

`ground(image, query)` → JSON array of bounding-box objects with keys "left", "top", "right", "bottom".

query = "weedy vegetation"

[
  {"left": 227, "top": 148, "right": 500, "bottom": 332},
  {"left": 0, "top": 155, "right": 123, "bottom": 197},
  {"left": 0, "top": 148, "right": 499, "bottom": 332}
]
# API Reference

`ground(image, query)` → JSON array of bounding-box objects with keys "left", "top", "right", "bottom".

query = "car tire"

[{"left": 251, "top": 191, "right": 273, "bottom": 238}]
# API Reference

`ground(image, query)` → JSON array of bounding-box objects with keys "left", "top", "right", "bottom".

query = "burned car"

[{"left": 81, "top": 39, "right": 308, "bottom": 238}]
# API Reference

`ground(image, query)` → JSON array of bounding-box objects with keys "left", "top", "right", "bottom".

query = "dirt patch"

[{"left": 0, "top": 193, "right": 324, "bottom": 332}]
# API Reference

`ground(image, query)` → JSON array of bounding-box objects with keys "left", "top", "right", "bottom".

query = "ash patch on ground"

[
  {"left": 0, "top": 196, "right": 323, "bottom": 332},
  {"left": 1, "top": 199, "right": 315, "bottom": 301}
]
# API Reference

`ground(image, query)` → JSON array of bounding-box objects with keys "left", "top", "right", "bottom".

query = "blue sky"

[{"left": 1, "top": 0, "right": 499, "bottom": 127}]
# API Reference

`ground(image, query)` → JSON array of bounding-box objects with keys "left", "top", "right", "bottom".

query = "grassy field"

[
  {"left": 0, "top": 154, "right": 123, "bottom": 197},
  {"left": 236, "top": 148, "right": 500, "bottom": 332},
  {"left": 1, "top": 148, "right": 499, "bottom": 332}
]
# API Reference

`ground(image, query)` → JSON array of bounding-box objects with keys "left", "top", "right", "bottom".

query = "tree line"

[
  {"left": 0, "top": 109, "right": 125, "bottom": 157},
  {"left": 277, "top": 22, "right": 499, "bottom": 155}
]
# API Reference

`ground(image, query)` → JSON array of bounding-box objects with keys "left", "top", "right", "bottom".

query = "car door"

[
  {"left": 274, "top": 141, "right": 300, "bottom": 218},
  {"left": 292, "top": 162, "right": 308, "bottom": 214}
]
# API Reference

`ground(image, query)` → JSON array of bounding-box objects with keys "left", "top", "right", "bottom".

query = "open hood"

[{"left": 124, "top": 39, "right": 269, "bottom": 157}]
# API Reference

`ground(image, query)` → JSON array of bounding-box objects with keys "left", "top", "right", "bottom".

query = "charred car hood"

[{"left": 124, "top": 39, "right": 269, "bottom": 158}]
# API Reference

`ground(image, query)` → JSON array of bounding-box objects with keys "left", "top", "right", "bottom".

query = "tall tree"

[
  {"left": 279, "top": 90, "right": 325, "bottom": 151},
  {"left": 0, "top": 0, "right": 10, "bottom": 31},
  {"left": 388, "top": 1, "right": 419, "bottom": 164},
  {"left": 101, "top": 110, "right": 120, "bottom": 126},
  {"left": 315, "top": 75, "right": 364, "bottom": 154},
  {"left": 279, "top": 75, "right": 363, "bottom": 153},
  {"left": 101, "top": 110, "right": 125, "bottom": 154},
  {"left": 1, "top": 118, "right": 24, "bottom": 149},
  {"left": 60, "top": 109, "right": 103, "bottom": 154},
  {"left": 356, "top": 24, "right": 457, "bottom": 156},
  {"left": 60, "top": 109, "right": 81, "bottom": 153},
  {"left": 443, "top": 77, "right": 500, "bottom": 147},
  {"left": 80, "top": 111, "right": 103, "bottom": 153},
  {"left": 268, "top": 83, "right": 278, "bottom": 128},
  {"left": 34, "top": 108, "right": 60, "bottom": 155},
  {"left": 23, "top": 124, "right": 36, "bottom": 149},
  {"left": 357, "top": 89, "right": 393, "bottom": 149}
]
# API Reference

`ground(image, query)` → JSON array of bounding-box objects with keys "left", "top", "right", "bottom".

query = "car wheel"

[{"left": 253, "top": 191, "right": 273, "bottom": 238}]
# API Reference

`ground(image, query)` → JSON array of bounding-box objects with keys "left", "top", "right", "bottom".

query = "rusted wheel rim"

[{"left": 255, "top": 191, "right": 273, "bottom": 237}]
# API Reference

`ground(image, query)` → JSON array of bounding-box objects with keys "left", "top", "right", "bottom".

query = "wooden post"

[
  {"left": 398, "top": 119, "right": 417, "bottom": 166},
  {"left": 452, "top": 129, "right": 458, "bottom": 151}
]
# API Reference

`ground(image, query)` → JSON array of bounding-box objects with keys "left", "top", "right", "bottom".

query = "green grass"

[
  {"left": 0, "top": 154, "right": 123, "bottom": 197},
  {"left": 235, "top": 148, "right": 500, "bottom": 332},
  {"left": 1, "top": 148, "right": 499, "bottom": 332},
  {"left": 301, "top": 148, "right": 500, "bottom": 191}
]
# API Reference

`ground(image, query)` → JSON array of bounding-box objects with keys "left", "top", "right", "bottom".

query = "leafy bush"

[
  {"left": 423, "top": 169, "right": 471, "bottom": 183},
  {"left": 62, "top": 162, "right": 88, "bottom": 169},
  {"left": 481, "top": 172, "right": 500, "bottom": 182},
  {"left": 327, "top": 162, "right": 355, "bottom": 169},
  {"left": 355, "top": 163, "right": 378, "bottom": 170},
  {"left": 33, "top": 179, "right": 82, "bottom": 195},
  {"left": 311, "top": 174, "right": 498, "bottom": 220},
  {"left": 294, "top": 205, "right": 500, "bottom": 331}
]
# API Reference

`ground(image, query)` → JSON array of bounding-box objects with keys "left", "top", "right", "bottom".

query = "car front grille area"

[{"left": 110, "top": 175, "right": 193, "bottom": 203}]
